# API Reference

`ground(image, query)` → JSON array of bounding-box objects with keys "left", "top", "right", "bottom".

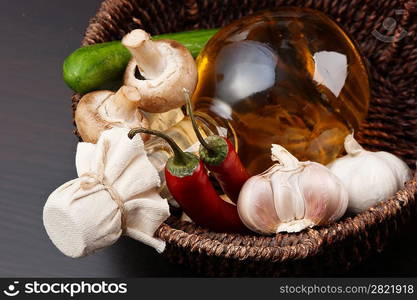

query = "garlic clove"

[
  {"left": 272, "top": 169, "right": 319, "bottom": 233},
  {"left": 299, "top": 163, "right": 329, "bottom": 224},
  {"left": 237, "top": 176, "right": 279, "bottom": 234},
  {"left": 301, "top": 163, "right": 348, "bottom": 224},
  {"left": 271, "top": 171, "right": 298, "bottom": 223}
]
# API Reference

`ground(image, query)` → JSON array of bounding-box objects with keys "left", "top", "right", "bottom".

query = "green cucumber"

[
  {"left": 154, "top": 29, "right": 218, "bottom": 57},
  {"left": 63, "top": 41, "right": 129, "bottom": 94},
  {"left": 63, "top": 29, "right": 218, "bottom": 94}
]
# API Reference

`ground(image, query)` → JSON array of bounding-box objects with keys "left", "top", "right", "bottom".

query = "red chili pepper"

[
  {"left": 128, "top": 128, "right": 247, "bottom": 233},
  {"left": 184, "top": 91, "right": 250, "bottom": 203}
]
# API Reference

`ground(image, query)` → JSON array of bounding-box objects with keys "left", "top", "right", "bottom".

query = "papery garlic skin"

[
  {"left": 328, "top": 134, "right": 412, "bottom": 214},
  {"left": 237, "top": 144, "right": 348, "bottom": 234}
]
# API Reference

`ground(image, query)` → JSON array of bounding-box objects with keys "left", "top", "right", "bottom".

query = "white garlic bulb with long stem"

[
  {"left": 237, "top": 144, "right": 348, "bottom": 234},
  {"left": 328, "top": 134, "right": 412, "bottom": 214}
]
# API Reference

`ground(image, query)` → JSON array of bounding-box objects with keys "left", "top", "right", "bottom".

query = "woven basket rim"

[
  {"left": 155, "top": 173, "right": 417, "bottom": 261},
  {"left": 73, "top": 0, "right": 417, "bottom": 267}
]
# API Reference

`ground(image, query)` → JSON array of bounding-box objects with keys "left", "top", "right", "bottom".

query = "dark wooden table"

[{"left": 0, "top": 0, "right": 416, "bottom": 277}]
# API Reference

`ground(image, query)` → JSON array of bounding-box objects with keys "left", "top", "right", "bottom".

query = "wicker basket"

[{"left": 72, "top": 0, "right": 417, "bottom": 276}]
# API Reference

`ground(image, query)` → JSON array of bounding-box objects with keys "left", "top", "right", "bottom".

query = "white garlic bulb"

[
  {"left": 237, "top": 144, "right": 348, "bottom": 234},
  {"left": 328, "top": 134, "right": 412, "bottom": 214}
]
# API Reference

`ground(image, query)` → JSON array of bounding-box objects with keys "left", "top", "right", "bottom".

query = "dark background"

[{"left": 0, "top": 0, "right": 416, "bottom": 277}]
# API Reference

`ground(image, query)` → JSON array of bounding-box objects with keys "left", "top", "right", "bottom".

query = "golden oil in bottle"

[{"left": 192, "top": 7, "right": 370, "bottom": 175}]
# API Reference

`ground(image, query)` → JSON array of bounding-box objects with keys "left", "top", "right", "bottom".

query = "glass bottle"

[{"left": 147, "top": 7, "right": 371, "bottom": 177}]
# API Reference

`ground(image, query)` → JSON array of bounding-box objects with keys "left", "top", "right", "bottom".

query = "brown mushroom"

[
  {"left": 122, "top": 29, "right": 198, "bottom": 113},
  {"left": 75, "top": 85, "right": 149, "bottom": 143}
]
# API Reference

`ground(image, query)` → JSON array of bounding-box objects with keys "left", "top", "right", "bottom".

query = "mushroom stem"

[
  {"left": 122, "top": 29, "right": 166, "bottom": 80},
  {"left": 102, "top": 86, "right": 140, "bottom": 122}
]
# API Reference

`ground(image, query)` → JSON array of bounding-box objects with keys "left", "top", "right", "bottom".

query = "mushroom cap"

[
  {"left": 75, "top": 90, "right": 149, "bottom": 143},
  {"left": 124, "top": 39, "right": 198, "bottom": 113}
]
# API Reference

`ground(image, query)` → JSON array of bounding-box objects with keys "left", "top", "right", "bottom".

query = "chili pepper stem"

[
  {"left": 183, "top": 89, "right": 215, "bottom": 154},
  {"left": 183, "top": 89, "right": 229, "bottom": 165},
  {"left": 181, "top": 92, "right": 249, "bottom": 204},
  {"left": 199, "top": 136, "right": 228, "bottom": 165},
  {"left": 128, "top": 128, "right": 199, "bottom": 175}
]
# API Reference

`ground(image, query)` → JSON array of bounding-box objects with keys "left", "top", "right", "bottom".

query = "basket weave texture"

[{"left": 72, "top": 0, "right": 417, "bottom": 276}]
